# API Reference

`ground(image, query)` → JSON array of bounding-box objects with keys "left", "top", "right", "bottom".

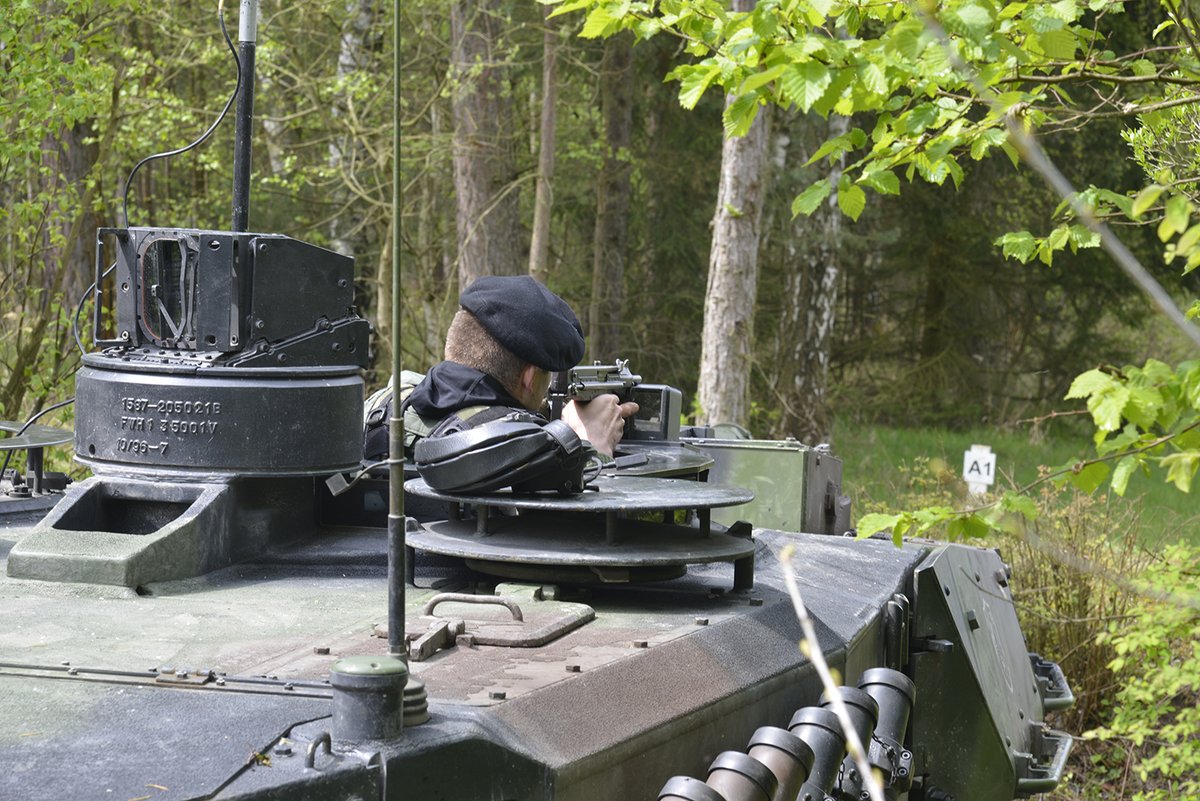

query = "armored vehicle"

[{"left": 0, "top": 5, "right": 1072, "bottom": 800}]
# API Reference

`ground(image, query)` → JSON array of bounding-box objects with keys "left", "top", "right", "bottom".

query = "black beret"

[{"left": 459, "top": 275, "right": 585, "bottom": 371}]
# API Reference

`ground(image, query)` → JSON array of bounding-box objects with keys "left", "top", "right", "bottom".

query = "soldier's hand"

[{"left": 561, "top": 395, "right": 639, "bottom": 457}]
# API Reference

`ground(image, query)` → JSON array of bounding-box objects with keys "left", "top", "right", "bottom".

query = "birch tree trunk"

[
  {"left": 588, "top": 32, "right": 633, "bottom": 362},
  {"left": 774, "top": 113, "right": 849, "bottom": 443},
  {"left": 328, "top": 0, "right": 376, "bottom": 259},
  {"left": 696, "top": 5, "right": 771, "bottom": 427},
  {"left": 528, "top": 7, "right": 558, "bottom": 284},
  {"left": 451, "top": 0, "right": 523, "bottom": 289}
]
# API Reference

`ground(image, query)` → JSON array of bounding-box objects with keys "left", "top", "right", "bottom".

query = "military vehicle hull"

[{"left": 0, "top": 502, "right": 1070, "bottom": 801}]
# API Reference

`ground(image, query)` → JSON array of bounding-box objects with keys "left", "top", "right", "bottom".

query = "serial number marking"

[
  {"left": 119, "top": 416, "right": 219, "bottom": 435},
  {"left": 116, "top": 438, "right": 169, "bottom": 455},
  {"left": 120, "top": 397, "right": 150, "bottom": 413},
  {"left": 158, "top": 419, "right": 219, "bottom": 435},
  {"left": 154, "top": 399, "right": 222, "bottom": 416},
  {"left": 119, "top": 397, "right": 223, "bottom": 416}
]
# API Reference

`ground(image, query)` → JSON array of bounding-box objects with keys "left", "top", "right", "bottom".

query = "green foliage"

[
  {"left": 1060, "top": 359, "right": 1200, "bottom": 495},
  {"left": 1088, "top": 543, "right": 1200, "bottom": 801},
  {"left": 549, "top": 0, "right": 1193, "bottom": 220}
]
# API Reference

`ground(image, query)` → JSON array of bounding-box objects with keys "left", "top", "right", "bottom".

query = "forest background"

[{"left": 1, "top": 1, "right": 1198, "bottom": 799}]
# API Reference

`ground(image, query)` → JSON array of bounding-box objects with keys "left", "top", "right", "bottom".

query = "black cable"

[
  {"left": 1, "top": 398, "right": 75, "bottom": 487},
  {"left": 120, "top": 3, "right": 241, "bottom": 228},
  {"left": 82, "top": 4, "right": 240, "bottom": 355},
  {"left": 73, "top": 261, "right": 116, "bottom": 356}
]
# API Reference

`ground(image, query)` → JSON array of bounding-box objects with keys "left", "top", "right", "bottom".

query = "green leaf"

[
  {"left": 740, "top": 65, "right": 785, "bottom": 95},
  {"left": 1065, "top": 367, "right": 1132, "bottom": 431},
  {"left": 792, "top": 180, "right": 831, "bottom": 217},
  {"left": 887, "top": 25, "right": 924, "bottom": 61},
  {"left": 947, "top": 514, "right": 992, "bottom": 540},
  {"left": 1047, "top": 225, "right": 1070, "bottom": 252},
  {"left": 1176, "top": 223, "right": 1200, "bottom": 257},
  {"left": 1092, "top": 383, "right": 1131, "bottom": 432},
  {"left": 1111, "top": 455, "right": 1138, "bottom": 497},
  {"left": 1123, "top": 384, "right": 1164, "bottom": 429},
  {"left": 859, "top": 61, "right": 887, "bottom": 96},
  {"left": 837, "top": 181, "right": 866, "bottom": 221},
  {"left": 809, "top": 0, "right": 834, "bottom": 18},
  {"left": 1068, "top": 462, "right": 1110, "bottom": 494},
  {"left": 581, "top": 5, "right": 621, "bottom": 38},
  {"left": 548, "top": 0, "right": 594, "bottom": 20},
  {"left": 970, "top": 128, "right": 1008, "bottom": 160},
  {"left": 1130, "top": 58, "right": 1156, "bottom": 78},
  {"left": 676, "top": 65, "right": 721, "bottom": 110},
  {"left": 1066, "top": 368, "right": 1115, "bottom": 400},
  {"left": 750, "top": 8, "right": 778, "bottom": 39},
  {"left": 1000, "top": 493, "right": 1039, "bottom": 521},
  {"left": 996, "top": 231, "right": 1037, "bottom": 262},
  {"left": 1038, "top": 28, "right": 1077, "bottom": 59},
  {"left": 1131, "top": 185, "right": 1165, "bottom": 219},
  {"left": 1161, "top": 452, "right": 1199, "bottom": 492},
  {"left": 857, "top": 512, "right": 903, "bottom": 539},
  {"left": 1159, "top": 194, "right": 1190, "bottom": 242},
  {"left": 1067, "top": 225, "right": 1100, "bottom": 251},
  {"left": 723, "top": 93, "right": 761, "bottom": 138},
  {"left": 861, "top": 169, "right": 900, "bottom": 196},
  {"left": 946, "top": 3, "right": 993, "bottom": 38},
  {"left": 782, "top": 60, "right": 832, "bottom": 113}
]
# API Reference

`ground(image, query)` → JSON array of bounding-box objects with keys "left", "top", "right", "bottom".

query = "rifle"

[{"left": 548, "top": 359, "right": 681, "bottom": 442}]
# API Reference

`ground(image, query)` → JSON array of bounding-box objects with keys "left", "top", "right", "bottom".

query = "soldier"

[{"left": 364, "top": 275, "right": 637, "bottom": 462}]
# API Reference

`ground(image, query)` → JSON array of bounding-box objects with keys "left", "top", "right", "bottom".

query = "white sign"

[{"left": 963, "top": 444, "right": 996, "bottom": 495}]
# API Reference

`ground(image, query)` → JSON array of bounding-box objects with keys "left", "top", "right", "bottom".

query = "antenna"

[{"left": 231, "top": 0, "right": 258, "bottom": 232}]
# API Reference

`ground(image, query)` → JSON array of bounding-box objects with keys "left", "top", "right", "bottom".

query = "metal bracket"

[
  {"left": 1029, "top": 653, "right": 1075, "bottom": 712},
  {"left": 154, "top": 667, "right": 214, "bottom": 686}
]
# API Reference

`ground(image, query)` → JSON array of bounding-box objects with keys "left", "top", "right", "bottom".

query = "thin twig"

[
  {"left": 779, "top": 544, "right": 886, "bottom": 801},
  {"left": 911, "top": 6, "right": 1200, "bottom": 351}
]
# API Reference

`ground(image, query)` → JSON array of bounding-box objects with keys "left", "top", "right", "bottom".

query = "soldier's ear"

[{"left": 518, "top": 363, "right": 539, "bottom": 395}]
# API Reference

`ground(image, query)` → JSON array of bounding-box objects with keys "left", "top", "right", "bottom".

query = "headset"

[{"left": 414, "top": 416, "right": 593, "bottom": 495}]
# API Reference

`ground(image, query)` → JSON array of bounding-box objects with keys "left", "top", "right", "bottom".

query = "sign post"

[{"left": 963, "top": 444, "right": 996, "bottom": 496}]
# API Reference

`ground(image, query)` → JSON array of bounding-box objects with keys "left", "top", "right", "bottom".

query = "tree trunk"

[
  {"left": 528, "top": 6, "right": 558, "bottom": 284},
  {"left": 696, "top": 9, "right": 771, "bottom": 427},
  {"left": 328, "top": 0, "right": 377, "bottom": 259},
  {"left": 774, "top": 113, "right": 849, "bottom": 444},
  {"left": 588, "top": 32, "right": 633, "bottom": 362},
  {"left": 451, "top": 0, "right": 523, "bottom": 289}
]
